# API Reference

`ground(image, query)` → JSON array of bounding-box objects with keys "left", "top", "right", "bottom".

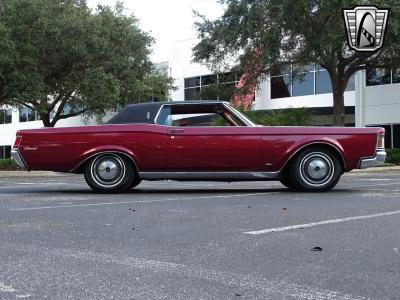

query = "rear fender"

[
  {"left": 70, "top": 146, "right": 139, "bottom": 173},
  {"left": 279, "top": 138, "right": 347, "bottom": 172}
]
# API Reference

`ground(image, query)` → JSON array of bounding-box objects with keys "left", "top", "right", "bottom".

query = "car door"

[{"left": 166, "top": 126, "right": 260, "bottom": 171}]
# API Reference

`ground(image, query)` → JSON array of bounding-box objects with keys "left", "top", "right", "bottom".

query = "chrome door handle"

[{"left": 170, "top": 128, "right": 185, "bottom": 134}]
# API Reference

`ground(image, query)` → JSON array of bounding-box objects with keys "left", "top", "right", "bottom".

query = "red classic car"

[{"left": 11, "top": 101, "right": 386, "bottom": 193}]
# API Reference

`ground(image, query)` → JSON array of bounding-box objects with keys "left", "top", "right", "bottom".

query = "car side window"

[
  {"left": 156, "top": 106, "right": 172, "bottom": 126},
  {"left": 155, "top": 104, "right": 247, "bottom": 127}
]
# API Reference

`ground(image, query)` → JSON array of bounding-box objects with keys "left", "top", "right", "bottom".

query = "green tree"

[
  {"left": 193, "top": 0, "right": 400, "bottom": 126},
  {"left": 0, "top": 0, "right": 174, "bottom": 127}
]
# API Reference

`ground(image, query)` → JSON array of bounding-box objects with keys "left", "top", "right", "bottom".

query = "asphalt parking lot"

[{"left": 0, "top": 171, "right": 400, "bottom": 299}]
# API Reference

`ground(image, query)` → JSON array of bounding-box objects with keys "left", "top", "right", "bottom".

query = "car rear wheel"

[
  {"left": 129, "top": 177, "right": 142, "bottom": 189},
  {"left": 84, "top": 153, "right": 136, "bottom": 193},
  {"left": 289, "top": 147, "right": 342, "bottom": 192}
]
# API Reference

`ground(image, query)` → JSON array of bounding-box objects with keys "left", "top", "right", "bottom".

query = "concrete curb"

[{"left": 350, "top": 166, "right": 400, "bottom": 173}]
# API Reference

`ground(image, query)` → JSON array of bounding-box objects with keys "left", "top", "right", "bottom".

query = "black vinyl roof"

[{"left": 106, "top": 100, "right": 227, "bottom": 125}]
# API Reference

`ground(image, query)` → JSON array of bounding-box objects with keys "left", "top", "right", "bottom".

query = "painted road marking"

[
  {"left": 9, "top": 192, "right": 280, "bottom": 211},
  {"left": 2, "top": 243, "right": 364, "bottom": 300},
  {"left": 245, "top": 210, "right": 400, "bottom": 235},
  {"left": 0, "top": 282, "right": 16, "bottom": 293}
]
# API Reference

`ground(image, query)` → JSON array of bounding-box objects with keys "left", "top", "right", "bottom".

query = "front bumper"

[
  {"left": 359, "top": 149, "right": 387, "bottom": 169},
  {"left": 11, "top": 149, "right": 27, "bottom": 169}
]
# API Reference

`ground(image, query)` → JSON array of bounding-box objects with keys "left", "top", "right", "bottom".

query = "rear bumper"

[
  {"left": 359, "top": 149, "right": 387, "bottom": 169},
  {"left": 11, "top": 149, "right": 27, "bottom": 169}
]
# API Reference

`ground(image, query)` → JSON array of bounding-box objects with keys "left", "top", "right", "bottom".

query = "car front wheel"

[
  {"left": 289, "top": 147, "right": 342, "bottom": 192},
  {"left": 279, "top": 173, "right": 296, "bottom": 190},
  {"left": 84, "top": 153, "right": 136, "bottom": 193}
]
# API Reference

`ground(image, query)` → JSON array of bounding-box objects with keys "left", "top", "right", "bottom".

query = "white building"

[{"left": 1, "top": 39, "right": 399, "bottom": 159}]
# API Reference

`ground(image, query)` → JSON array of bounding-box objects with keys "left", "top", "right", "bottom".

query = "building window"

[
  {"left": 6, "top": 109, "right": 12, "bottom": 123},
  {"left": 19, "top": 107, "right": 27, "bottom": 122},
  {"left": 271, "top": 64, "right": 355, "bottom": 99},
  {"left": 366, "top": 68, "right": 400, "bottom": 86},
  {"left": 315, "top": 70, "right": 332, "bottom": 94},
  {"left": 201, "top": 74, "right": 217, "bottom": 86},
  {"left": 292, "top": 72, "right": 314, "bottom": 97},
  {"left": 271, "top": 75, "right": 291, "bottom": 98},
  {"left": 184, "top": 77, "right": 200, "bottom": 88},
  {"left": 0, "top": 146, "right": 11, "bottom": 159},
  {"left": 184, "top": 87, "right": 201, "bottom": 100},
  {"left": 0, "top": 109, "right": 12, "bottom": 124},
  {"left": 393, "top": 124, "right": 400, "bottom": 149},
  {"left": 184, "top": 72, "right": 239, "bottom": 101},
  {"left": 366, "top": 68, "right": 392, "bottom": 86},
  {"left": 391, "top": 69, "right": 400, "bottom": 84},
  {"left": 4, "top": 146, "right": 10, "bottom": 159},
  {"left": 346, "top": 74, "right": 355, "bottom": 91},
  {"left": 384, "top": 125, "right": 392, "bottom": 148},
  {"left": 19, "top": 107, "right": 39, "bottom": 122}
]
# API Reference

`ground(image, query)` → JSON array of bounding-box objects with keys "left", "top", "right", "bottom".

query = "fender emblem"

[{"left": 23, "top": 146, "right": 38, "bottom": 151}]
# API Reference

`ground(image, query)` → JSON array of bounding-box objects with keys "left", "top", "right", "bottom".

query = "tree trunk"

[
  {"left": 40, "top": 112, "right": 53, "bottom": 127},
  {"left": 332, "top": 91, "right": 345, "bottom": 126},
  {"left": 331, "top": 70, "right": 348, "bottom": 127}
]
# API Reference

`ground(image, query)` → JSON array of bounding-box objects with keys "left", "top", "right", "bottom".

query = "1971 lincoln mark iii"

[{"left": 11, "top": 101, "right": 386, "bottom": 193}]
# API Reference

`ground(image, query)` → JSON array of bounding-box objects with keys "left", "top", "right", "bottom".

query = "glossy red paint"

[
  {"left": 166, "top": 127, "right": 259, "bottom": 171},
  {"left": 257, "top": 126, "right": 378, "bottom": 171},
  {"left": 17, "top": 124, "right": 167, "bottom": 172},
  {"left": 15, "top": 123, "right": 380, "bottom": 173}
]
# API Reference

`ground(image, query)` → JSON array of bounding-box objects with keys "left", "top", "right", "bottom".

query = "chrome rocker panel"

[
  {"left": 359, "top": 149, "right": 387, "bottom": 169},
  {"left": 139, "top": 171, "right": 280, "bottom": 181}
]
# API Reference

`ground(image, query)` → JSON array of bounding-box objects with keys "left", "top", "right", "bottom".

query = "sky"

[{"left": 86, "top": 0, "right": 224, "bottom": 63}]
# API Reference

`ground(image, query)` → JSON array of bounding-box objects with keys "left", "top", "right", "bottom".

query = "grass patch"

[
  {"left": 0, "top": 158, "right": 20, "bottom": 170},
  {"left": 386, "top": 148, "right": 400, "bottom": 165}
]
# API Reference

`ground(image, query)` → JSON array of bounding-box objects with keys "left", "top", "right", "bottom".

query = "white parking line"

[
  {"left": 9, "top": 192, "right": 280, "bottom": 211},
  {"left": 244, "top": 210, "right": 400, "bottom": 235},
  {"left": 0, "top": 282, "right": 16, "bottom": 293},
  {"left": 345, "top": 182, "right": 400, "bottom": 188},
  {"left": 2, "top": 243, "right": 363, "bottom": 300}
]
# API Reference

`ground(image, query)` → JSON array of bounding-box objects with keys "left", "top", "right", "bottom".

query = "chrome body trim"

[
  {"left": 153, "top": 104, "right": 165, "bottom": 125},
  {"left": 359, "top": 149, "right": 387, "bottom": 169},
  {"left": 154, "top": 101, "right": 256, "bottom": 127},
  {"left": 138, "top": 171, "right": 280, "bottom": 181},
  {"left": 222, "top": 103, "right": 256, "bottom": 127},
  {"left": 11, "top": 149, "right": 27, "bottom": 169}
]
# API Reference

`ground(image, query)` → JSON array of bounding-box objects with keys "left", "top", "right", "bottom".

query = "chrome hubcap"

[
  {"left": 97, "top": 160, "right": 119, "bottom": 180},
  {"left": 90, "top": 155, "right": 126, "bottom": 188},
  {"left": 300, "top": 152, "right": 334, "bottom": 186},
  {"left": 307, "top": 158, "right": 328, "bottom": 180}
]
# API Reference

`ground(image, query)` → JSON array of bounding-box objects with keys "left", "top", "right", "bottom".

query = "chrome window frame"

[{"left": 154, "top": 102, "right": 256, "bottom": 127}]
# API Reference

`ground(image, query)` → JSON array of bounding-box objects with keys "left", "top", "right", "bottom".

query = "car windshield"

[{"left": 226, "top": 104, "right": 256, "bottom": 127}]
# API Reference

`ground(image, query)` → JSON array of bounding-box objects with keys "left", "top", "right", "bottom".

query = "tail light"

[
  {"left": 13, "top": 135, "right": 22, "bottom": 149},
  {"left": 377, "top": 134, "right": 385, "bottom": 149}
]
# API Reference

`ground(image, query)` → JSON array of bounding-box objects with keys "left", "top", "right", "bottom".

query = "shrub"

[
  {"left": 0, "top": 158, "right": 19, "bottom": 170},
  {"left": 244, "top": 107, "right": 312, "bottom": 126},
  {"left": 386, "top": 148, "right": 400, "bottom": 165}
]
